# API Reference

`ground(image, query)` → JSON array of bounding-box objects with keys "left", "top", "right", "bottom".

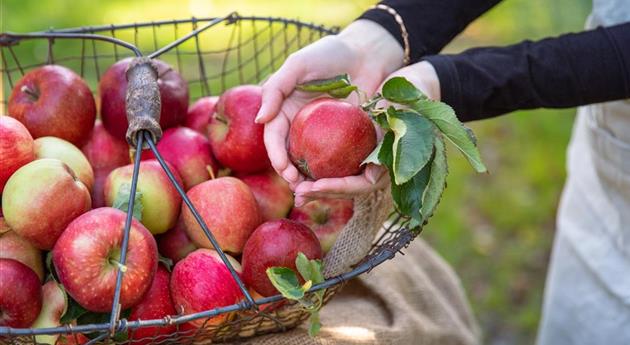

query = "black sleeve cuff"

[{"left": 422, "top": 55, "right": 467, "bottom": 121}]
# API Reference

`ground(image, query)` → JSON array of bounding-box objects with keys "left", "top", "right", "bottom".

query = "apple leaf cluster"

[{"left": 266, "top": 252, "right": 325, "bottom": 336}]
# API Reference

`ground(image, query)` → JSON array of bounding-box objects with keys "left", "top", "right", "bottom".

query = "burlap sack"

[
  {"left": 323, "top": 188, "right": 394, "bottom": 278},
  {"left": 226, "top": 238, "right": 481, "bottom": 345}
]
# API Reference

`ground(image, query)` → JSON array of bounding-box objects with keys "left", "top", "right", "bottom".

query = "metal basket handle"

[{"left": 125, "top": 57, "right": 162, "bottom": 147}]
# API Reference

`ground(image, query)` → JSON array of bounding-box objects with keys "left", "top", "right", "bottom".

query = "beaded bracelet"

[{"left": 369, "top": 4, "right": 411, "bottom": 65}]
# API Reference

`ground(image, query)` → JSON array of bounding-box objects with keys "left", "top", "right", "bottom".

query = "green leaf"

[
  {"left": 295, "top": 252, "right": 312, "bottom": 282},
  {"left": 308, "top": 311, "right": 321, "bottom": 336},
  {"left": 371, "top": 110, "right": 390, "bottom": 130},
  {"left": 158, "top": 255, "right": 174, "bottom": 272},
  {"left": 112, "top": 182, "right": 143, "bottom": 221},
  {"left": 308, "top": 259, "right": 324, "bottom": 285},
  {"left": 361, "top": 138, "right": 384, "bottom": 166},
  {"left": 297, "top": 74, "right": 352, "bottom": 92},
  {"left": 413, "top": 99, "right": 487, "bottom": 173},
  {"left": 386, "top": 108, "right": 435, "bottom": 185},
  {"left": 297, "top": 74, "right": 357, "bottom": 98},
  {"left": 328, "top": 85, "right": 358, "bottom": 98},
  {"left": 390, "top": 161, "right": 432, "bottom": 221},
  {"left": 382, "top": 77, "right": 427, "bottom": 104},
  {"left": 266, "top": 267, "right": 305, "bottom": 300},
  {"left": 60, "top": 297, "right": 89, "bottom": 324},
  {"left": 420, "top": 133, "right": 448, "bottom": 224}
]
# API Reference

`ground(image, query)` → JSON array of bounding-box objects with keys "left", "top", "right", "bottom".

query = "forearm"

[
  {"left": 359, "top": 0, "right": 503, "bottom": 63},
  {"left": 337, "top": 20, "right": 405, "bottom": 75},
  {"left": 424, "top": 23, "right": 630, "bottom": 121}
]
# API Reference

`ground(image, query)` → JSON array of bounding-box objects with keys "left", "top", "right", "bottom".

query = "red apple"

[
  {"left": 170, "top": 249, "right": 243, "bottom": 327},
  {"left": 239, "top": 170, "right": 293, "bottom": 221},
  {"left": 34, "top": 136, "right": 94, "bottom": 192},
  {"left": 208, "top": 85, "right": 270, "bottom": 174},
  {"left": 99, "top": 58, "right": 189, "bottom": 140},
  {"left": 2, "top": 159, "right": 91, "bottom": 250},
  {"left": 0, "top": 116, "right": 35, "bottom": 193},
  {"left": 289, "top": 98, "right": 376, "bottom": 179},
  {"left": 32, "top": 281, "right": 68, "bottom": 345},
  {"left": 182, "top": 177, "right": 260, "bottom": 254},
  {"left": 0, "top": 258, "right": 42, "bottom": 327},
  {"left": 128, "top": 264, "right": 176, "bottom": 344},
  {"left": 56, "top": 333, "right": 90, "bottom": 345},
  {"left": 105, "top": 160, "right": 182, "bottom": 235},
  {"left": 289, "top": 198, "right": 353, "bottom": 253},
  {"left": 157, "top": 218, "right": 197, "bottom": 263},
  {"left": 185, "top": 96, "right": 218, "bottom": 134},
  {"left": 8, "top": 65, "right": 96, "bottom": 146},
  {"left": 0, "top": 229, "right": 45, "bottom": 281},
  {"left": 82, "top": 120, "right": 130, "bottom": 208},
  {"left": 52, "top": 207, "right": 158, "bottom": 312},
  {"left": 242, "top": 219, "right": 322, "bottom": 297},
  {"left": 141, "top": 127, "right": 218, "bottom": 190}
]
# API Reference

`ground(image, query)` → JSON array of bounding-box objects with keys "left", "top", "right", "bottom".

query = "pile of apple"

[{"left": 0, "top": 58, "right": 372, "bottom": 343}]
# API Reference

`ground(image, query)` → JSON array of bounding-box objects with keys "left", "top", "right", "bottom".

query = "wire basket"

[{"left": 0, "top": 13, "right": 417, "bottom": 345}]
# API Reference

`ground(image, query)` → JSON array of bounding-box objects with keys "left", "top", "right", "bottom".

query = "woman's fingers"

[
  {"left": 293, "top": 166, "right": 390, "bottom": 206},
  {"left": 255, "top": 58, "right": 302, "bottom": 124}
]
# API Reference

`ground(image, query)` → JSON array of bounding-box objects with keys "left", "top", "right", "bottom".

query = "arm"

[
  {"left": 423, "top": 22, "right": 630, "bottom": 121},
  {"left": 360, "top": 0, "right": 504, "bottom": 63}
]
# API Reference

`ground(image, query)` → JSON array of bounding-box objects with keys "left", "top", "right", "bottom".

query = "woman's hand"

[
  {"left": 255, "top": 20, "right": 403, "bottom": 197},
  {"left": 256, "top": 19, "right": 440, "bottom": 206}
]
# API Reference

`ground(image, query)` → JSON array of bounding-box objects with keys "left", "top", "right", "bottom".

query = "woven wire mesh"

[{"left": 0, "top": 13, "right": 417, "bottom": 344}]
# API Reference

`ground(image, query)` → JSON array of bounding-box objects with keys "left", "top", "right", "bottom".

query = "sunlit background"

[{"left": 1, "top": 0, "right": 592, "bottom": 344}]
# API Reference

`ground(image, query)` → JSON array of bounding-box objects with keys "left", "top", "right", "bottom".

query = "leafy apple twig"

[
  {"left": 297, "top": 75, "right": 487, "bottom": 229},
  {"left": 266, "top": 253, "right": 325, "bottom": 336}
]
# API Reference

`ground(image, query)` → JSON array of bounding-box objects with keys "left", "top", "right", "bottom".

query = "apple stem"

[
  {"left": 206, "top": 165, "right": 216, "bottom": 180},
  {"left": 214, "top": 114, "right": 228, "bottom": 125},
  {"left": 109, "top": 259, "right": 128, "bottom": 273},
  {"left": 20, "top": 85, "right": 40, "bottom": 100}
]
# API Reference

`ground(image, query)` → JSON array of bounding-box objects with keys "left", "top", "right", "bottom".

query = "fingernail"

[
  {"left": 254, "top": 113, "right": 263, "bottom": 124},
  {"left": 366, "top": 169, "right": 381, "bottom": 184}
]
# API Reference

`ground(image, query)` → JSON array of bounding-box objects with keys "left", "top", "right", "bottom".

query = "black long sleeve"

[
  {"left": 359, "top": 0, "right": 503, "bottom": 63},
  {"left": 423, "top": 23, "right": 630, "bottom": 122}
]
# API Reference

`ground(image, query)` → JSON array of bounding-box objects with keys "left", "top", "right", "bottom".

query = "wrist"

[{"left": 337, "top": 20, "right": 404, "bottom": 75}]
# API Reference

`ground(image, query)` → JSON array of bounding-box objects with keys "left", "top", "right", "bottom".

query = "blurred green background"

[{"left": 1, "top": 0, "right": 591, "bottom": 344}]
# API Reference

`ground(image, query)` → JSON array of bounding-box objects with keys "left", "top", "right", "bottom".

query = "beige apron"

[{"left": 537, "top": 2, "right": 630, "bottom": 343}]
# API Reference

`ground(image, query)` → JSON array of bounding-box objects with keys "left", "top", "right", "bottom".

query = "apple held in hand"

[
  {"left": 100, "top": 58, "right": 189, "bottom": 140},
  {"left": 8, "top": 65, "right": 96, "bottom": 146},
  {"left": 0, "top": 116, "right": 35, "bottom": 193},
  {"left": 34, "top": 136, "right": 94, "bottom": 192},
  {"left": 105, "top": 160, "right": 182, "bottom": 235},
  {"left": 0, "top": 229, "right": 45, "bottom": 281},
  {"left": 289, "top": 198, "right": 353, "bottom": 253},
  {"left": 239, "top": 170, "right": 293, "bottom": 222},
  {"left": 2, "top": 159, "right": 91, "bottom": 250},
  {"left": 182, "top": 177, "right": 260, "bottom": 254},
  {"left": 186, "top": 96, "right": 218, "bottom": 134},
  {"left": 32, "top": 281, "right": 67, "bottom": 345},
  {"left": 289, "top": 98, "right": 376, "bottom": 179},
  {"left": 128, "top": 264, "right": 176, "bottom": 344},
  {"left": 208, "top": 85, "right": 270, "bottom": 174},
  {"left": 170, "top": 249, "right": 243, "bottom": 327},
  {"left": 0, "top": 258, "right": 42, "bottom": 328},
  {"left": 52, "top": 207, "right": 158, "bottom": 312},
  {"left": 82, "top": 120, "right": 130, "bottom": 208},
  {"left": 157, "top": 218, "right": 197, "bottom": 263},
  {"left": 141, "top": 127, "right": 218, "bottom": 190},
  {"left": 242, "top": 219, "right": 322, "bottom": 297}
]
